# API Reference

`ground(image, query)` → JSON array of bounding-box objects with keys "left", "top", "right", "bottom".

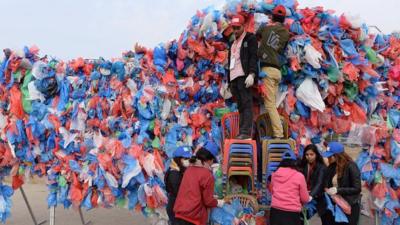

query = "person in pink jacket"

[{"left": 270, "top": 151, "right": 311, "bottom": 225}]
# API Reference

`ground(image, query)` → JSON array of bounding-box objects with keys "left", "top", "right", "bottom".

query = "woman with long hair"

[
  {"left": 300, "top": 144, "right": 327, "bottom": 224},
  {"left": 173, "top": 141, "right": 224, "bottom": 225},
  {"left": 270, "top": 151, "right": 311, "bottom": 225},
  {"left": 322, "top": 142, "right": 361, "bottom": 225},
  {"left": 165, "top": 146, "right": 192, "bottom": 224}
]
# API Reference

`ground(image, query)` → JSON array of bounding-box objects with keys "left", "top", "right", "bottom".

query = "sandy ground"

[{"left": 4, "top": 180, "right": 150, "bottom": 225}]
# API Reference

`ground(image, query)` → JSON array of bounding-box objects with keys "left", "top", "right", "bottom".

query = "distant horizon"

[{"left": 0, "top": 0, "right": 399, "bottom": 60}]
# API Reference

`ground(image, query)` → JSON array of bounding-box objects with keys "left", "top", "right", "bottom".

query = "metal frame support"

[{"left": 20, "top": 187, "right": 47, "bottom": 225}]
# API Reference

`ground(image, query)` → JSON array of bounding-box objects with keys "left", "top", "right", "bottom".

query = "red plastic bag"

[
  {"left": 350, "top": 103, "right": 367, "bottom": 124},
  {"left": 12, "top": 175, "right": 24, "bottom": 190},
  {"left": 9, "top": 86, "right": 25, "bottom": 119},
  {"left": 333, "top": 117, "right": 352, "bottom": 134},
  {"left": 343, "top": 62, "right": 360, "bottom": 81},
  {"left": 331, "top": 194, "right": 352, "bottom": 215},
  {"left": 372, "top": 179, "right": 387, "bottom": 200}
]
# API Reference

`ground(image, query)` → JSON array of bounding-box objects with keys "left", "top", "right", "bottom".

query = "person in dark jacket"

[
  {"left": 256, "top": 5, "right": 290, "bottom": 139},
  {"left": 226, "top": 14, "right": 258, "bottom": 140},
  {"left": 300, "top": 144, "right": 327, "bottom": 224},
  {"left": 322, "top": 142, "right": 361, "bottom": 225},
  {"left": 174, "top": 141, "right": 225, "bottom": 225},
  {"left": 165, "top": 146, "right": 192, "bottom": 225}
]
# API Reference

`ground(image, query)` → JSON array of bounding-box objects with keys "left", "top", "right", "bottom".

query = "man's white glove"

[
  {"left": 245, "top": 73, "right": 255, "bottom": 88},
  {"left": 308, "top": 196, "right": 313, "bottom": 202},
  {"left": 326, "top": 187, "right": 338, "bottom": 195},
  {"left": 217, "top": 199, "right": 225, "bottom": 208}
]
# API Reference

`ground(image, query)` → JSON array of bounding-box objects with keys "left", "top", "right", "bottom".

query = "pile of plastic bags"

[
  {"left": 211, "top": 198, "right": 262, "bottom": 225},
  {"left": 0, "top": 0, "right": 400, "bottom": 223}
]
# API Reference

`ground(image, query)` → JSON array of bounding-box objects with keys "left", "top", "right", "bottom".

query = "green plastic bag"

[
  {"left": 148, "top": 119, "right": 155, "bottom": 132},
  {"left": 152, "top": 137, "right": 160, "bottom": 149},
  {"left": 21, "top": 70, "right": 33, "bottom": 113},
  {"left": 327, "top": 66, "right": 340, "bottom": 83},
  {"left": 374, "top": 171, "right": 383, "bottom": 184},
  {"left": 214, "top": 108, "right": 230, "bottom": 119},
  {"left": 302, "top": 207, "right": 310, "bottom": 225},
  {"left": 58, "top": 176, "right": 67, "bottom": 187},
  {"left": 344, "top": 81, "right": 358, "bottom": 101},
  {"left": 365, "top": 46, "right": 379, "bottom": 64}
]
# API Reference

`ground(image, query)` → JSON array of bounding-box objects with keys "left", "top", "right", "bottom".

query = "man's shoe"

[{"left": 235, "top": 134, "right": 252, "bottom": 140}]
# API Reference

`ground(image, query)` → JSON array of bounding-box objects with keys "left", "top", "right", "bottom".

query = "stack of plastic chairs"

[
  {"left": 259, "top": 140, "right": 296, "bottom": 204},
  {"left": 221, "top": 112, "right": 257, "bottom": 195}
]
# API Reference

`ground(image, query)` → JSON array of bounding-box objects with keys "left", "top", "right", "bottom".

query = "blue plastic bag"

[{"left": 334, "top": 204, "right": 349, "bottom": 223}]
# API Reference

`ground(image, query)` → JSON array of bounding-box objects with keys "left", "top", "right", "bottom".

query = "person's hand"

[
  {"left": 308, "top": 196, "right": 313, "bottom": 202},
  {"left": 217, "top": 199, "right": 225, "bottom": 208},
  {"left": 245, "top": 73, "right": 255, "bottom": 88},
  {"left": 326, "top": 187, "right": 337, "bottom": 195}
]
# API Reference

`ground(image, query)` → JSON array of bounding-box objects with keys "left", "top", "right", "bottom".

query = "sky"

[{"left": 0, "top": 0, "right": 399, "bottom": 60}]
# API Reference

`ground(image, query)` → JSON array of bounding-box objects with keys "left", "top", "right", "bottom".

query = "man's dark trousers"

[{"left": 230, "top": 76, "right": 253, "bottom": 136}]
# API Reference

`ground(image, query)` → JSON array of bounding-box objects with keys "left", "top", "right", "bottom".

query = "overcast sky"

[{"left": 0, "top": 0, "right": 399, "bottom": 59}]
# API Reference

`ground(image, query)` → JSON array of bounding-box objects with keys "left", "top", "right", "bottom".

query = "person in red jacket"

[
  {"left": 173, "top": 140, "right": 224, "bottom": 225},
  {"left": 270, "top": 151, "right": 311, "bottom": 225}
]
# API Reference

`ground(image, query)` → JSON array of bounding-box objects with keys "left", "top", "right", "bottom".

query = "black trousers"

[
  {"left": 166, "top": 197, "right": 176, "bottom": 225},
  {"left": 230, "top": 76, "right": 253, "bottom": 136},
  {"left": 320, "top": 203, "right": 360, "bottom": 225},
  {"left": 174, "top": 218, "right": 195, "bottom": 225},
  {"left": 270, "top": 207, "right": 302, "bottom": 225}
]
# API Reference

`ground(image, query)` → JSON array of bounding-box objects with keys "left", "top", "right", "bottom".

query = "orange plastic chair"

[{"left": 221, "top": 112, "right": 240, "bottom": 141}]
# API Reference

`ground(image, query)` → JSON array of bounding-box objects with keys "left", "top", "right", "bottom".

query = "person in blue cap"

[
  {"left": 270, "top": 150, "right": 311, "bottom": 225},
  {"left": 164, "top": 146, "right": 193, "bottom": 225},
  {"left": 173, "top": 140, "right": 224, "bottom": 225},
  {"left": 322, "top": 142, "right": 361, "bottom": 225}
]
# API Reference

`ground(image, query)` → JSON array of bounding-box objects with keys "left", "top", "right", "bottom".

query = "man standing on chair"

[
  {"left": 227, "top": 14, "right": 258, "bottom": 140},
  {"left": 256, "top": 5, "right": 289, "bottom": 139}
]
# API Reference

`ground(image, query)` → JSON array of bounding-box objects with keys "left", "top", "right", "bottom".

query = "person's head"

[
  {"left": 302, "top": 144, "right": 324, "bottom": 166},
  {"left": 278, "top": 158, "right": 298, "bottom": 169},
  {"left": 272, "top": 5, "right": 286, "bottom": 24},
  {"left": 230, "top": 14, "right": 245, "bottom": 39},
  {"left": 279, "top": 150, "right": 298, "bottom": 169},
  {"left": 189, "top": 140, "right": 219, "bottom": 167},
  {"left": 173, "top": 146, "right": 193, "bottom": 170},
  {"left": 322, "top": 142, "right": 353, "bottom": 178}
]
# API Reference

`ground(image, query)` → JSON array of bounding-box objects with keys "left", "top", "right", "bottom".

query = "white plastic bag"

[
  {"left": 0, "top": 113, "right": 6, "bottom": 131},
  {"left": 344, "top": 13, "right": 364, "bottom": 29},
  {"left": 276, "top": 90, "right": 288, "bottom": 108},
  {"left": 28, "top": 81, "right": 45, "bottom": 101},
  {"left": 304, "top": 44, "right": 323, "bottom": 69},
  {"left": 219, "top": 82, "right": 232, "bottom": 99},
  {"left": 161, "top": 98, "right": 171, "bottom": 120},
  {"left": 295, "top": 78, "right": 326, "bottom": 112},
  {"left": 348, "top": 123, "right": 377, "bottom": 146},
  {"left": 143, "top": 154, "right": 156, "bottom": 177},
  {"left": 104, "top": 172, "right": 118, "bottom": 188}
]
